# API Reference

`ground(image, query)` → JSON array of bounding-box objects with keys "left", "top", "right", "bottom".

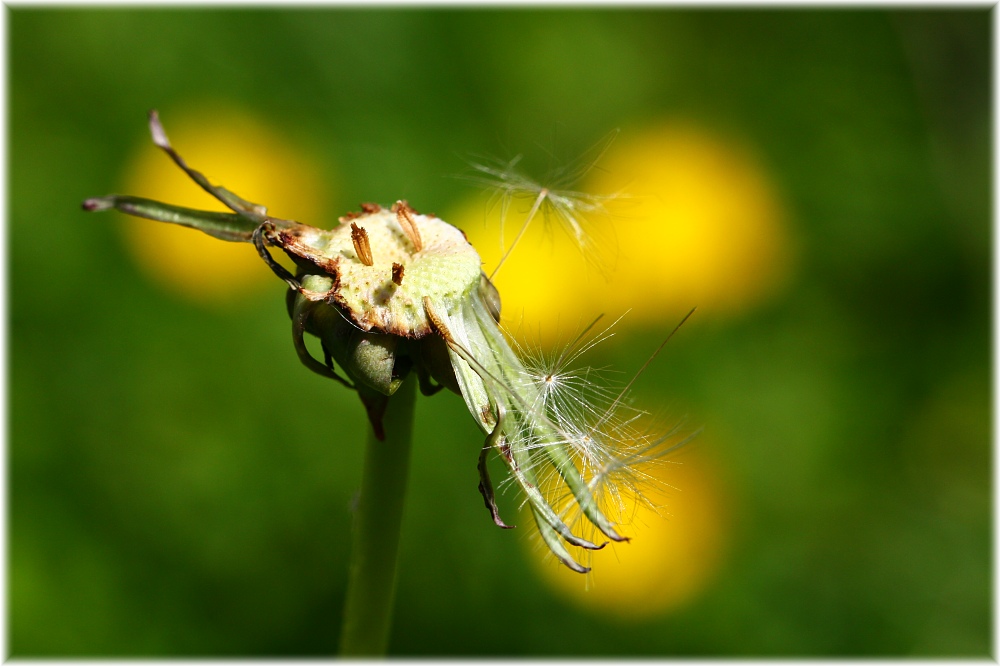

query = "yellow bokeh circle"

[
  {"left": 530, "top": 449, "right": 729, "bottom": 619},
  {"left": 587, "top": 122, "right": 793, "bottom": 320},
  {"left": 451, "top": 196, "right": 596, "bottom": 337},
  {"left": 119, "top": 104, "right": 331, "bottom": 305},
  {"left": 449, "top": 121, "right": 792, "bottom": 342}
]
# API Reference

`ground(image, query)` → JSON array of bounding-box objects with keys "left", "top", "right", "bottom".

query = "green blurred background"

[{"left": 9, "top": 8, "right": 990, "bottom": 657}]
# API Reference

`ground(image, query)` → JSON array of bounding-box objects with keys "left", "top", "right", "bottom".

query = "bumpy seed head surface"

[{"left": 276, "top": 205, "right": 482, "bottom": 337}]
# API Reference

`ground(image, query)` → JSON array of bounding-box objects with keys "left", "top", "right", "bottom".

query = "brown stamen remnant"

[
  {"left": 422, "top": 297, "right": 452, "bottom": 341},
  {"left": 394, "top": 200, "right": 423, "bottom": 252},
  {"left": 391, "top": 262, "right": 405, "bottom": 286},
  {"left": 350, "top": 222, "right": 373, "bottom": 266},
  {"left": 339, "top": 203, "right": 382, "bottom": 223}
]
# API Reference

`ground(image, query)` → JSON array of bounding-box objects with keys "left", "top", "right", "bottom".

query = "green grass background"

[{"left": 8, "top": 8, "right": 990, "bottom": 657}]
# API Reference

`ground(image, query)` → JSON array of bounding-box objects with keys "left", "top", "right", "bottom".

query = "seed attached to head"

[
  {"left": 422, "top": 296, "right": 453, "bottom": 341},
  {"left": 393, "top": 200, "right": 423, "bottom": 252},
  {"left": 391, "top": 262, "right": 404, "bottom": 286},
  {"left": 350, "top": 222, "right": 374, "bottom": 266}
]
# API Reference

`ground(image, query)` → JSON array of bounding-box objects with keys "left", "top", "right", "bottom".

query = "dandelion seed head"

[
  {"left": 270, "top": 204, "right": 482, "bottom": 339},
  {"left": 91, "top": 112, "right": 698, "bottom": 577}
]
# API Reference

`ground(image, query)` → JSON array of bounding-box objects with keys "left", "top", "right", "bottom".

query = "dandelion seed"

[
  {"left": 509, "top": 310, "right": 698, "bottom": 563},
  {"left": 459, "top": 130, "right": 625, "bottom": 280}
]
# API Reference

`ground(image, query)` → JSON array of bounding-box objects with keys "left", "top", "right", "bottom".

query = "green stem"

[{"left": 339, "top": 378, "right": 417, "bottom": 657}]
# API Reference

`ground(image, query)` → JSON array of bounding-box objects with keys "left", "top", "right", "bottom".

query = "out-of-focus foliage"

[{"left": 9, "top": 8, "right": 989, "bottom": 657}]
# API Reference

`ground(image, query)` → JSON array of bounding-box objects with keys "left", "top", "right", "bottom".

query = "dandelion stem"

[{"left": 339, "top": 378, "right": 417, "bottom": 657}]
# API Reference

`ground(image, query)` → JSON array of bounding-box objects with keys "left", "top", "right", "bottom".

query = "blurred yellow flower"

[
  {"left": 530, "top": 447, "right": 729, "bottom": 618},
  {"left": 452, "top": 194, "right": 595, "bottom": 337},
  {"left": 452, "top": 121, "right": 792, "bottom": 342},
  {"left": 120, "top": 103, "right": 331, "bottom": 305}
]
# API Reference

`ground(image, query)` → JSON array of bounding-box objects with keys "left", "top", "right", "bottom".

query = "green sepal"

[
  {"left": 416, "top": 335, "right": 460, "bottom": 395},
  {"left": 82, "top": 194, "right": 259, "bottom": 242},
  {"left": 345, "top": 332, "right": 404, "bottom": 396},
  {"left": 530, "top": 505, "right": 589, "bottom": 574},
  {"left": 539, "top": 437, "right": 626, "bottom": 543}
]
